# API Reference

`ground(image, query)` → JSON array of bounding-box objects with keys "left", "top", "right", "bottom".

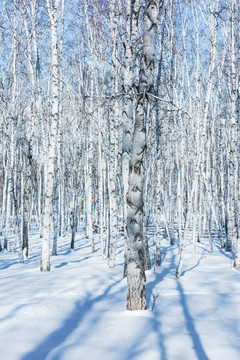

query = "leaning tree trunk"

[{"left": 126, "top": 0, "right": 160, "bottom": 311}]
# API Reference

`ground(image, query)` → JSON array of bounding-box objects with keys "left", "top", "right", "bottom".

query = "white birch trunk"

[
  {"left": 126, "top": 0, "right": 159, "bottom": 310},
  {"left": 41, "top": 0, "right": 60, "bottom": 271},
  {"left": 227, "top": 0, "right": 238, "bottom": 255},
  {"left": 108, "top": 0, "right": 119, "bottom": 268},
  {"left": 98, "top": 109, "right": 104, "bottom": 258}
]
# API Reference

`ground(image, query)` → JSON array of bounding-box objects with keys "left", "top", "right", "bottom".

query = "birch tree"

[
  {"left": 108, "top": 0, "right": 119, "bottom": 268},
  {"left": 40, "top": 0, "right": 60, "bottom": 272},
  {"left": 126, "top": 0, "right": 160, "bottom": 311}
]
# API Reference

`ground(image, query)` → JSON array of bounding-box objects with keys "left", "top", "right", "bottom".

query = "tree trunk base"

[
  {"left": 40, "top": 261, "right": 51, "bottom": 272},
  {"left": 126, "top": 261, "right": 146, "bottom": 310},
  {"left": 233, "top": 261, "right": 240, "bottom": 271},
  {"left": 108, "top": 258, "right": 115, "bottom": 268},
  {"left": 156, "top": 245, "right": 161, "bottom": 267},
  {"left": 226, "top": 242, "right": 232, "bottom": 252}
]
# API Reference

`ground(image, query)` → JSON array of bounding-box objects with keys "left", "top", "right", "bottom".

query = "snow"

[{"left": 1, "top": 228, "right": 240, "bottom": 360}]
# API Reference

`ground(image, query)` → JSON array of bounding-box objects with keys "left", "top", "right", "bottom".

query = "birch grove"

[{"left": 0, "top": 0, "right": 240, "bottom": 309}]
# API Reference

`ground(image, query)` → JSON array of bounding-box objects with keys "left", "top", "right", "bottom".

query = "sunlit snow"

[{"left": 0, "top": 228, "right": 240, "bottom": 360}]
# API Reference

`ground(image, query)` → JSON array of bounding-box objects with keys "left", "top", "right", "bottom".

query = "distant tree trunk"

[
  {"left": 0, "top": 164, "right": 8, "bottom": 238},
  {"left": 21, "top": 0, "right": 38, "bottom": 260},
  {"left": 41, "top": 0, "right": 60, "bottom": 272},
  {"left": 52, "top": 0, "right": 65, "bottom": 255},
  {"left": 70, "top": 209, "right": 76, "bottom": 250},
  {"left": 230, "top": 0, "right": 240, "bottom": 269},
  {"left": 97, "top": 108, "right": 104, "bottom": 258},
  {"left": 108, "top": 0, "right": 119, "bottom": 268}
]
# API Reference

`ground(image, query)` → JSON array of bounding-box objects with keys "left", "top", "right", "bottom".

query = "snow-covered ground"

[{"left": 0, "top": 228, "right": 240, "bottom": 360}]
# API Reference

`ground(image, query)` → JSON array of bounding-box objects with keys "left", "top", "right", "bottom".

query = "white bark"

[
  {"left": 108, "top": 0, "right": 119, "bottom": 268},
  {"left": 41, "top": 0, "right": 60, "bottom": 271},
  {"left": 126, "top": 0, "right": 159, "bottom": 311}
]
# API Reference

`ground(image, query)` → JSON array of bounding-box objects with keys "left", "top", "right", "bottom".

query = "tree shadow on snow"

[
  {"left": 177, "top": 280, "right": 209, "bottom": 360},
  {"left": 54, "top": 256, "right": 91, "bottom": 268},
  {"left": 214, "top": 241, "right": 233, "bottom": 260},
  {"left": 180, "top": 255, "right": 203, "bottom": 277},
  {"left": 0, "top": 304, "right": 26, "bottom": 323},
  {"left": 0, "top": 260, "right": 19, "bottom": 270},
  {"left": 20, "top": 279, "right": 123, "bottom": 360},
  {"left": 61, "top": 243, "right": 90, "bottom": 255},
  {"left": 55, "top": 262, "right": 68, "bottom": 268},
  {"left": 146, "top": 245, "right": 176, "bottom": 305},
  {"left": 145, "top": 245, "right": 177, "bottom": 360}
]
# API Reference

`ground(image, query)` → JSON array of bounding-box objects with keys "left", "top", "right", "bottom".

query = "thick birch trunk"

[
  {"left": 122, "top": 0, "right": 140, "bottom": 276},
  {"left": 126, "top": 0, "right": 159, "bottom": 310}
]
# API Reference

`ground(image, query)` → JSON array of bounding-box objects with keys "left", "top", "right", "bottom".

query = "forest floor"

[{"left": 0, "top": 226, "right": 240, "bottom": 360}]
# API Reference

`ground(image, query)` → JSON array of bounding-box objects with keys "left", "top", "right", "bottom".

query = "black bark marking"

[
  {"left": 130, "top": 218, "right": 138, "bottom": 225},
  {"left": 135, "top": 205, "right": 143, "bottom": 217},
  {"left": 127, "top": 197, "right": 135, "bottom": 208},
  {"left": 132, "top": 185, "right": 140, "bottom": 192},
  {"left": 134, "top": 160, "right": 142, "bottom": 174}
]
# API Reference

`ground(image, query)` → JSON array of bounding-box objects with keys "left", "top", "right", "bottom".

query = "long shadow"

[
  {"left": 21, "top": 279, "right": 123, "bottom": 360},
  {"left": 68, "top": 256, "right": 91, "bottom": 264},
  {"left": 0, "top": 304, "right": 26, "bottom": 323},
  {"left": 145, "top": 246, "right": 176, "bottom": 360},
  {"left": 0, "top": 261, "right": 19, "bottom": 270},
  {"left": 54, "top": 305, "right": 162, "bottom": 360},
  {"left": 214, "top": 242, "right": 233, "bottom": 260},
  {"left": 54, "top": 256, "right": 91, "bottom": 269},
  {"left": 119, "top": 316, "right": 167, "bottom": 360},
  {"left": 176, "top": 280, "right": 209, "bottom": 360},
  {"left": 55, "top": 262, "right": 68, "bottom": 268},
  {"left": 146, "top": 245, "right": 176, "bottom": 306},
  {"left": 21, "top": 300, "right": 85, "bottom": 360},
  {"left": 181, "top": 255, "right": 203, "bottom": 277},
  {"left": 150, "top": 314, "right": 168, "bottom": 360},
  {"left": 61, "top": 244, "right": 90, "bottom": 255}
]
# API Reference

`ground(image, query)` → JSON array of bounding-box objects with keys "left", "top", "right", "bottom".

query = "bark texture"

[{"left": 126, "top": 0, "right": 159, "bottom": 310}]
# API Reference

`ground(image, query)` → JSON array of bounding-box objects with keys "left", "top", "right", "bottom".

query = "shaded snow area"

[{"left": 1, "top": 228, "right": 240, "bottom": 360}]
